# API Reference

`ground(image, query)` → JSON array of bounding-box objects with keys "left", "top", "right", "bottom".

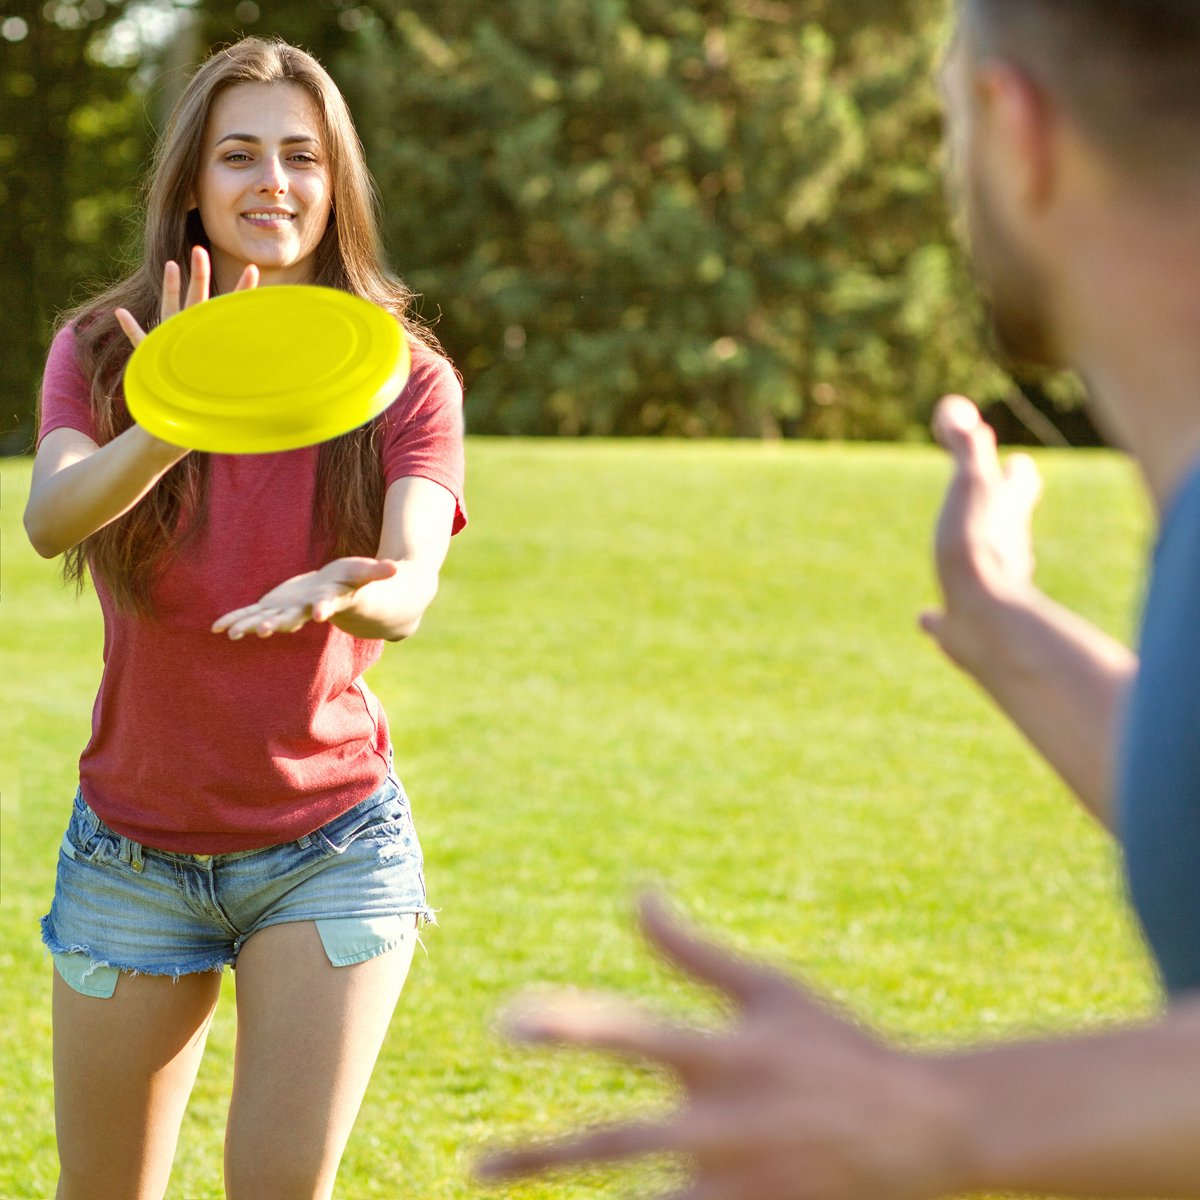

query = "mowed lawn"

[{"left": 0, "top": 439, "right": 1160, "bottom": 1199}]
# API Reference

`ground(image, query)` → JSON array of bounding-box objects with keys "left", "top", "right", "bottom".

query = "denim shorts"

[{"left": 41, "top": 774, "right": 432, "bottom": 998}]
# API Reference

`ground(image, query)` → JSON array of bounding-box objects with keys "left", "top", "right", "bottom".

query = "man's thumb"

[{"left": 918, "top": 609, "right": 945, "bottom": 641}]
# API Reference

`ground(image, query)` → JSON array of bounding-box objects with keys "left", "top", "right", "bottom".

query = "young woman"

[{"left": 24, "top": 37, "right": 465, "bottom": 1200}]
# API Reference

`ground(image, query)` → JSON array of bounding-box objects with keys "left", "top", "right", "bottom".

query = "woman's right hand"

[
  {"left": 26, "top": 250, "right": 261, "bottom": 558},
  {"left": 114, "top": 246, "right": 259, "bottom": 348}
]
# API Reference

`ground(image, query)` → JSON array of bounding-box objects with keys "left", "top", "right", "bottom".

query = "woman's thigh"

[
  {"left": 224, "top": 919, "right": 417, "bottom": 1200},
  {"left": 53, "top": 967, "right": 222, "bottom": 1200}
]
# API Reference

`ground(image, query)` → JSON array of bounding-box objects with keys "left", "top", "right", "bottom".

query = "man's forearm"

[
  {"left": 937, "top": 587, "right": 1137, "bottom": 827},
  {"left": 940, "top": 998, "right": 1200, "bottom": 1198}
]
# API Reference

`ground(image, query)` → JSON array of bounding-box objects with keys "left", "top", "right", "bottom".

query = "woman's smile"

[{"left": 241, "top": 208, "right": 296, "bottom": 227}]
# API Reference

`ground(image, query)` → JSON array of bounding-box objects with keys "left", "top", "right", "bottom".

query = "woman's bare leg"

[
  {"left": 53, "top": 967, "right": 222, "bottom": 1200},
  {"left": 224, "top": 919, "right": 416, "bottom": 1200}
]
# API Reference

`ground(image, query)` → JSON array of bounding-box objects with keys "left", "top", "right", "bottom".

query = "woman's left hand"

[{"left": 212, "top": 557, "right": 398, "bottom": 639}]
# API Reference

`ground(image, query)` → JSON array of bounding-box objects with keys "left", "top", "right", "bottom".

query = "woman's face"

[{"left": 192, "top": 81, "right": 333, "bottom": 292}]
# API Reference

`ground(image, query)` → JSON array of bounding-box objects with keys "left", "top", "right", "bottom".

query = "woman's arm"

[
  {"left": 24, "top": 425, "right": 189, "bottom": 558},
  {"left": 331, "top": 475, "right": 457, "bottom": 641},
  {"left": 24, "top": 250, "right": 256, "bottom": 559},
  {"left": 211, "top": 475, "right": 458, "bottom": 643}
]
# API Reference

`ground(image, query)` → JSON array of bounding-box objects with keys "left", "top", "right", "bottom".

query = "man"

[{"left": 479, "top": 1, "right": 1200, "bottom": 1196}]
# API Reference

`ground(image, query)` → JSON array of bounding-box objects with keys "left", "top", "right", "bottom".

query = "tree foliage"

[
  {"left": 4, "top": 0, "right": 1027, "bottom": 447},
  {"left": 0, "top": 0, "right": 152, "bottom": 451},
  {"left": 366, "top": 0, "right": 1009, "bottom": 437}
]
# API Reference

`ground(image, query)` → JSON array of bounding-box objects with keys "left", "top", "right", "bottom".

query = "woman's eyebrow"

[{"left": 215, "top": 132, "right": 320, "bottom": 146}]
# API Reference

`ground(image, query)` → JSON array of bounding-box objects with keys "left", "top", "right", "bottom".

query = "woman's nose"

[{"left": 256, "top": 156, "right": 288, "bottom": 195}]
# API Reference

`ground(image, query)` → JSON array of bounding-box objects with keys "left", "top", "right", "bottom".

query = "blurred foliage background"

[{"left": 1, "top": 0, "right": 1093, "bottom": 450}]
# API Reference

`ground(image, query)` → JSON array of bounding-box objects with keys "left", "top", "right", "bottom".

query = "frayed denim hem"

[{"left": 42, "top": 913, "right": 233, "bottom": 984}]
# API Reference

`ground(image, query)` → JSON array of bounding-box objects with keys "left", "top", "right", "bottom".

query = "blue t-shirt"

[{"left": 1120, "top": 459, "right": 1200, "bottom": 997}]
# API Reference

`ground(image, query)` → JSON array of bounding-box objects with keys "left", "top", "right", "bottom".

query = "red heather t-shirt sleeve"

[
  {"left": 380, "top": 344, "right": 467, "bottom": 534},
  {"left": 39, "top": 324, "right": 97, "bottom": 444}
]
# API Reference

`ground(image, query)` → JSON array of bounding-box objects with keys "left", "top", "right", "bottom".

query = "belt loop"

[
  {"left": 81, "top": 793, "right": 101, "bottom": 843},
  {"left": 120, "top": 837, "right": 145, "bottom": 873}
]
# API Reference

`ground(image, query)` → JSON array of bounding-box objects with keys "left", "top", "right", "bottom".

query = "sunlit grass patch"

[{"left": 0, "top": 442, "right": 1156, "bottom": 1199}]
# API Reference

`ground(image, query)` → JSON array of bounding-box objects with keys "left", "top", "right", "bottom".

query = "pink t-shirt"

[{"left": 39, "top": 322, "right": 465, "bottom": 853}]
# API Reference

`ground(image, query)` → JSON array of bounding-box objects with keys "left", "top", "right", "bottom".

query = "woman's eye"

[
  {"left": 291, "top": 153, "right": 319, "bottom": 165},
  {"left": 224, "top": 152, "right": 252, "bottom": 163}
]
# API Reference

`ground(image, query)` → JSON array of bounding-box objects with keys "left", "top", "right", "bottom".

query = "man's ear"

[{"left": 974, "top": 61, "right": 1056, "bottom": 210}]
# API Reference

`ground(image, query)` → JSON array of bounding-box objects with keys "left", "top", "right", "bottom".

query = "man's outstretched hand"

[{"left": 479, "top": 896, "right": 970, "bottom": 1200}]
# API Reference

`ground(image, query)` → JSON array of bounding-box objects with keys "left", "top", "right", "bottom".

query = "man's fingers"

[
  {"left": 931, "top": 394, "right": 1001, "bottom": 484},
  {"left": 661, "top": 1186, "right": 726, "bottom": 1200},
  {"left": 478, "top": 1109, "right": 772, "bottom": 1185},
  {"left": 477, "top": 1119, "right": 685, "bottom": 1181},
  {"left": 663, "top": 1175, "right": 762, "bottom": 1200},
  {"left": 503, "top": 989, "right": 699, "bottom": 1066},
  {"left": 1003, "top": 451, "right": 1043, "bottom": 517},
  {"left": 918, "top": 608, "right": 946, "bottom": 642},
  {"left": 931, "top": 394, "right": 982, "bottom": 451},
  {"left": 638, "top": 895, "right": 797, "bottom": 1009}
]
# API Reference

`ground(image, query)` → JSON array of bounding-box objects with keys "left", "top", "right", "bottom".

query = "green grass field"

[{"left": 0, "top": 440, "right": 1160, "bottom": 1199}]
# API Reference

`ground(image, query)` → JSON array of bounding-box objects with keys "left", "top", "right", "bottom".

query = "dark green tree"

[
  {"left": 359, "top": 0, "right": 1010, "bottom": 436},
  {"left": 0, "top": 0, "right": 151, "bottom": 451}
]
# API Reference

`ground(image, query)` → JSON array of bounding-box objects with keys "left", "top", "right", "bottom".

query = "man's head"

[
  {"left": 964, "top": 1, "right": 1200, "bottom": 175},
  {"left": 944, "top": 0, "right": 1200, "bottom": 370}
]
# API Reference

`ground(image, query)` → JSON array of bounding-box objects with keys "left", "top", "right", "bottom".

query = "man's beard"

[{"left": 966, "top": 167, "right": 1061, "bottom": 371}]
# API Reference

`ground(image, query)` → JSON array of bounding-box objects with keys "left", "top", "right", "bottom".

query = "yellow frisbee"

[{"left": 124, "top": 286, "right": 411, "bottom": 454}]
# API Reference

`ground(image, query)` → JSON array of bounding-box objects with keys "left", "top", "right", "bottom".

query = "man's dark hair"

[{"left": 964, "top": 0, "right": 1200, "bottom": 178}]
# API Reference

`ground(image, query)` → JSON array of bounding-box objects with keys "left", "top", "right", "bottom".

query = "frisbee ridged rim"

[{"left": 124, "top": 286, "right": 411, "bottom": 454}]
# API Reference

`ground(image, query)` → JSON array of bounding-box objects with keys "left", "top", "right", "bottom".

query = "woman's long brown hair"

[{"left": 52, "top": 37, "right": 444, "bottom": 617}]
